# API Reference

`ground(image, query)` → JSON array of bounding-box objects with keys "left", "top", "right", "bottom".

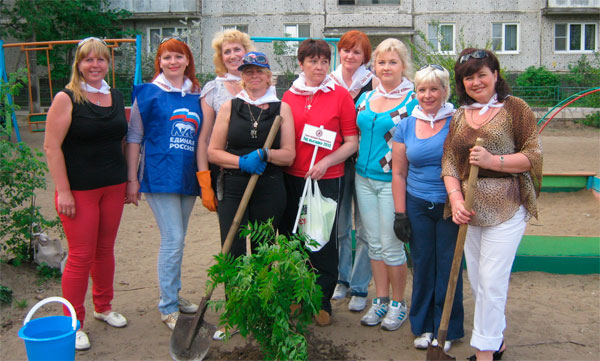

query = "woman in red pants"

[{"left": 44, "top": 37, "right": 128, "bottom": 351}]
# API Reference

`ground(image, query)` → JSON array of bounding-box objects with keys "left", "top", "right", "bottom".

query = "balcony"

[
  {"left": 543, "top": 0, "right": 600, "bottom": 16},
  {"left": 109, "top": 0, "right": 200, "bottom": 19}
]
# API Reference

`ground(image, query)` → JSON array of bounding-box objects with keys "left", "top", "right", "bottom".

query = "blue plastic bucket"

[{"left": 18, "top": 297, "right": 79, "bottom": 361}]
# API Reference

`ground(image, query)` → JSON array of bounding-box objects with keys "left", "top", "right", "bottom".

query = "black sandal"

[{"left": 467, "top": 341, "right": 505, "bottom": 361}]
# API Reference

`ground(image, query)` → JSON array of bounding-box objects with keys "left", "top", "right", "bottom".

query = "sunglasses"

[
  {"left": 78, "top": 37, "right": 107, "bottom": 47},
  {"left": 459, "top": 50, "right": 488, "bottom": 64},
  {"left": 243, "top": 54, "right": 268, "bottom": 65},
  {"left": 419, "top": 64, "right": 445, "bottom": 72},
  {"left": 160, "top": 36, "right": 185, "bottom": 44}
]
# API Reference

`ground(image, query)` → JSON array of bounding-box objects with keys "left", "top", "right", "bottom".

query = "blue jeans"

[
  {"left": 355, "top": 173, "right": 406, "bottom": 266},
  {"left": 337, "top": 161, "right": 371, "bottom": 297},
  {"left": 146, "top": 193, "right": 196, "bottom": 315},
  {"left": 406, "top": 192, "right": 464, "bottom": 341}
]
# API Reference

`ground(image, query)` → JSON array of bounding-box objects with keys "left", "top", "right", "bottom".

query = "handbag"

[
  {"left": 298, "top": 179, "right": 337, "bottom": 252},
  {"left": 32, "top": 231, "right": 67, "bottom": 272}
]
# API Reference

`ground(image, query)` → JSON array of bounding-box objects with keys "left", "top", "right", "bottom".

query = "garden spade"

[
  {"left": 426, "top": 138, "right": 483, "bottom": 361},
  {"left": 170, "top": 115, "right": 283, "bottom": 361}
]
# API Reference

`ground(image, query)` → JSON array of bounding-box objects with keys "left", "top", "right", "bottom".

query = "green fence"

[{"left": 512, "top": 86, "right": 599, "bottom": 107}]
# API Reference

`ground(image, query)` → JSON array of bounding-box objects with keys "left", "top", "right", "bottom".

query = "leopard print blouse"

[{"left": 441, "top": 96, "right": 543, "bottom": 227}]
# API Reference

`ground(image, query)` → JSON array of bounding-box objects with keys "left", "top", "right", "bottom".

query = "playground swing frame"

[{"left": 0, "top": 35, "right": 142, "bottom": 140}]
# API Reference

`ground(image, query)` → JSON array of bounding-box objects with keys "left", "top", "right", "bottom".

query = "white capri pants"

[{"left": 464, "top": 205, "right": 527, "bottom": 351}]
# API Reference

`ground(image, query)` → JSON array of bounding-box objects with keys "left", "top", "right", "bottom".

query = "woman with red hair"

[
  {"left": 329, "top": 30, "right": 379, "bottom": 312},
  {"left": 126, "top": 37, "right": 212, "bottom": 330}
]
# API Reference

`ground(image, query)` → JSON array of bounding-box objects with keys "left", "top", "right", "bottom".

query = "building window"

[
  {"left": 283, "top": 24, "right": 311, "bottom": 56},
  {"left": 148, "top": 27, "right": 187, "bottom": 53},
  {"left": 221, "top": 24, "right": 249, "bottom": 33},
  {"left": 492, "top": 23, "right": 519, "bottom": 53},
  {"left": 427, "top": 23, "right": 455, "bottom": 54},
  {"left": 338, "top": 0, "right": 400, "bottom": 4},
  {"left": 554, "top": 23, "right": 597, "bottom": 52}
]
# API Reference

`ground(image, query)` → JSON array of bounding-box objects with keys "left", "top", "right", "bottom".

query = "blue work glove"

[{"left": 238, "top": 149, "right": 267, "bottom": 175}]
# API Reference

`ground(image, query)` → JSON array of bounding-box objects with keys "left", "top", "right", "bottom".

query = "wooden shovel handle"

[
  {"left": 182, "top": 115, "right": 282, "bottom": 350},
  {"left": 436, "top": 137, "right": 484, "bottom": 346}
]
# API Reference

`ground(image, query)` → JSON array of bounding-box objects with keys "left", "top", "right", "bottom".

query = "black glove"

[{"left": 393, "top": 212, "right": 411, "bottom": 241}]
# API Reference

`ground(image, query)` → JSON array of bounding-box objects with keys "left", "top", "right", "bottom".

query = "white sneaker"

[
  {"left": 178, "top": 296, "right": 199, "bottom": 314},
  {"left": 348, "top": 295, "right": 367, "bottom": 312},
  {"left": 381, "top": 300, "right": 408, "bottom": 331},
  {"left": 161, "top": 311, "right": 179, "bottom": 330},
  {"left": 414, "top": 332, "right": 433, "bottom": 349},
  {"left": 432, "top": 338, "right": 452, "bottom": 352},
  {"left": 360, "top": 298, "right": 388, "bottom": 326},
  {"left": 213, "top": 326, "right": 240, "bottom": 341},
  {"left": 331, "top": 284, "right": 349, "bottom": 300},
  {"left": 75, "top": 330, "right": 91, "bottom": 351},
  {"left": 93, "top": 311, "right": 128, "bottom": 328}
]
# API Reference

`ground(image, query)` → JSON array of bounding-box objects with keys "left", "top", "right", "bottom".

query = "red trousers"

[{"left": 56, "top": 183, "right": 126, "bottom": 327}]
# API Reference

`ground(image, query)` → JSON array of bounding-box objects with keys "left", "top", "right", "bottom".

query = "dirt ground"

[{"left": 0, "top": 119, "right": 599, "bottom": 361}]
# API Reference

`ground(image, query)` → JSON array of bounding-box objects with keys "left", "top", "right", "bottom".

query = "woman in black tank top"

[
  {"left": 44, "top": 37, "right": 128, "bottom": 351},
  {"left": 207, "top": 52, "right": 296, "bottom": 341}
]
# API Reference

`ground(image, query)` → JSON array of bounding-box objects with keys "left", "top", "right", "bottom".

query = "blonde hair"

[
  {"left": 414, "top": 65, "right": 451, "bottom": 102},
  {"left": 65, "top": 39, "right": 111, "bottom": 104},
  {"left": 240, "top": 66, "right": 273, "bottom": 89},
  {"left": 211, "top": 29, "right": 255, "bottom": 76},
  {"left": 372, "top": 38, "right": 414, "bottom": 80}
]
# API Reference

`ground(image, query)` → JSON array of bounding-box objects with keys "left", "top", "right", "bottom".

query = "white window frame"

[
  {"left": 283, "top": 24, "right": 311, "bottom": 56},
  {"left": 491, "top": 23, "right": 520, "bottom": 54},
  {"left": 221, "top": 24, "right": 249, "bottom": 33},
  {"left": 147, "top": 27, "right": 187, "bottom": 53},
  {"left": 554, "top": 22, "right": 598, "bottom": 53},
  {"left": 427, "top": 23, "right": 456, "bottom": 55}
]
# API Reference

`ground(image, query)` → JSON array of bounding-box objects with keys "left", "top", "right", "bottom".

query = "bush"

[
  {"left": 515, "top": 66, "right": 560, "bottom": 88},
  {"left": 576, "top": 111, "right": 600, "bottom": 128},
  {"left": 1, "top": 70, "right": 62, "bottom": 265},
  {"left": 208, "top": 220, "right": 322, "bottom": 361}
]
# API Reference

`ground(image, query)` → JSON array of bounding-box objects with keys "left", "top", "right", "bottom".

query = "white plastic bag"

[
  {"left": 32, "top": 231, "right": 67, "bottom": 272},
  {"left": 298, "top": 179, "right": 337, "bottom": 252}
]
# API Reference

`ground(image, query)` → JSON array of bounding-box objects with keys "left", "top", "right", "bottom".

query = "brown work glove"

[{"left": 196, "top": 170, "right": 217, "bottom": 212}]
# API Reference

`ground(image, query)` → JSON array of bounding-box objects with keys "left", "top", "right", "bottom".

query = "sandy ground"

[{"left": 0, "top": 119, "right": 599, "bottom": 360}]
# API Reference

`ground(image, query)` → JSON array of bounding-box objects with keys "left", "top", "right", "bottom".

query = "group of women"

[{"left": 44, "top": 28, "right": 541, "bottom": 360}]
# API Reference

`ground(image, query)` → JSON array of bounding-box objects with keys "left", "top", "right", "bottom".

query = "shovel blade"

[
  {"left": 426, "top": 344, "right": 456, "bottom": 361},
  {"left": 170, "top": 313, "right": 216, "bottom": 361}
]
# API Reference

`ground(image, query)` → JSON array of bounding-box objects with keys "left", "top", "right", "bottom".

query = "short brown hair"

[
  {"left": 454, "top": 48, "right": 510, "bottom": 105},
  {"left": 337, "top": 30, "right": 372, "bottom": 65},
  {"left": 297, "top": 39, "right": 331, "bottom": 63}
]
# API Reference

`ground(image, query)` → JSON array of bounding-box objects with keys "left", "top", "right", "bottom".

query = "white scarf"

[
  {"left": 369, "top": 77, "right": 414, "bottom": 102},
  {"left": 81, "top": 80, "right": 110, "bottom": 94},
  {"left": 152, "top": 73, "right": 193, "bottom": 96},
  {"left": 330, "top": 65, "right": 373, "bottom": 93},
  {"left": 411, "top": 103, "right": 455, "bottom": 129},
  {"left": 215, "top": 73, "right": 241, "bottom": 82},
  {"left": 236, "top": 86, "right": 279, "bottom": 106},
  {"left": 289, "top": 72, "right": 336, "bottom": 96},
  {"left": 462, "top": 93, "right": 504, "bottom": 115}
]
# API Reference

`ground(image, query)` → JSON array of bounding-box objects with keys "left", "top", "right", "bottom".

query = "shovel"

[
  {"left": 426, "top": 138, "right": 483, "bottom": 361},
  {"left": 170, "top": 115, "right": 283, "bottom": 361}
]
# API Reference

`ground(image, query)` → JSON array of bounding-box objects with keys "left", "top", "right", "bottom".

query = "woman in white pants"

[{"left": 441, "top": 48, "right": 542, "bottom": 361}]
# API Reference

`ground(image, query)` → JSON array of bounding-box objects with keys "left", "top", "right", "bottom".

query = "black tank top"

[
  {"left": 61, "top": 89, "right": 128, "bottom": 190},
  {"left": 354, "top": 79, "right": 373, "bottom": 104},
  {"left": 226, "top": 98, "right": 282, "bottom": 175}
]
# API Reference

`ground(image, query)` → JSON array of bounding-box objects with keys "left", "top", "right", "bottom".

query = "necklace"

[
  {"left": 305, "top": 92, "right": 320, "bottom": 111},
  {"left": 468, "top": 108, "right": 494, "bottom": 127},
  {"left": 247, "top": 103, "right": 264, "bottom": 139}
]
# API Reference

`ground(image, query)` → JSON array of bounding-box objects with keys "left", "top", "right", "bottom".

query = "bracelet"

[
  {"left": 448, "top": 188, "right": 460, "bottom": 195},
  {"left": 499, "top": 155, "right": 505, "bottom": 171}
]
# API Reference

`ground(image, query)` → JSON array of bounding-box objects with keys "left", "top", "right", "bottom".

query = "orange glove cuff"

[{"left": 196, "top": 170, "right": 212, "bottom": 188}]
